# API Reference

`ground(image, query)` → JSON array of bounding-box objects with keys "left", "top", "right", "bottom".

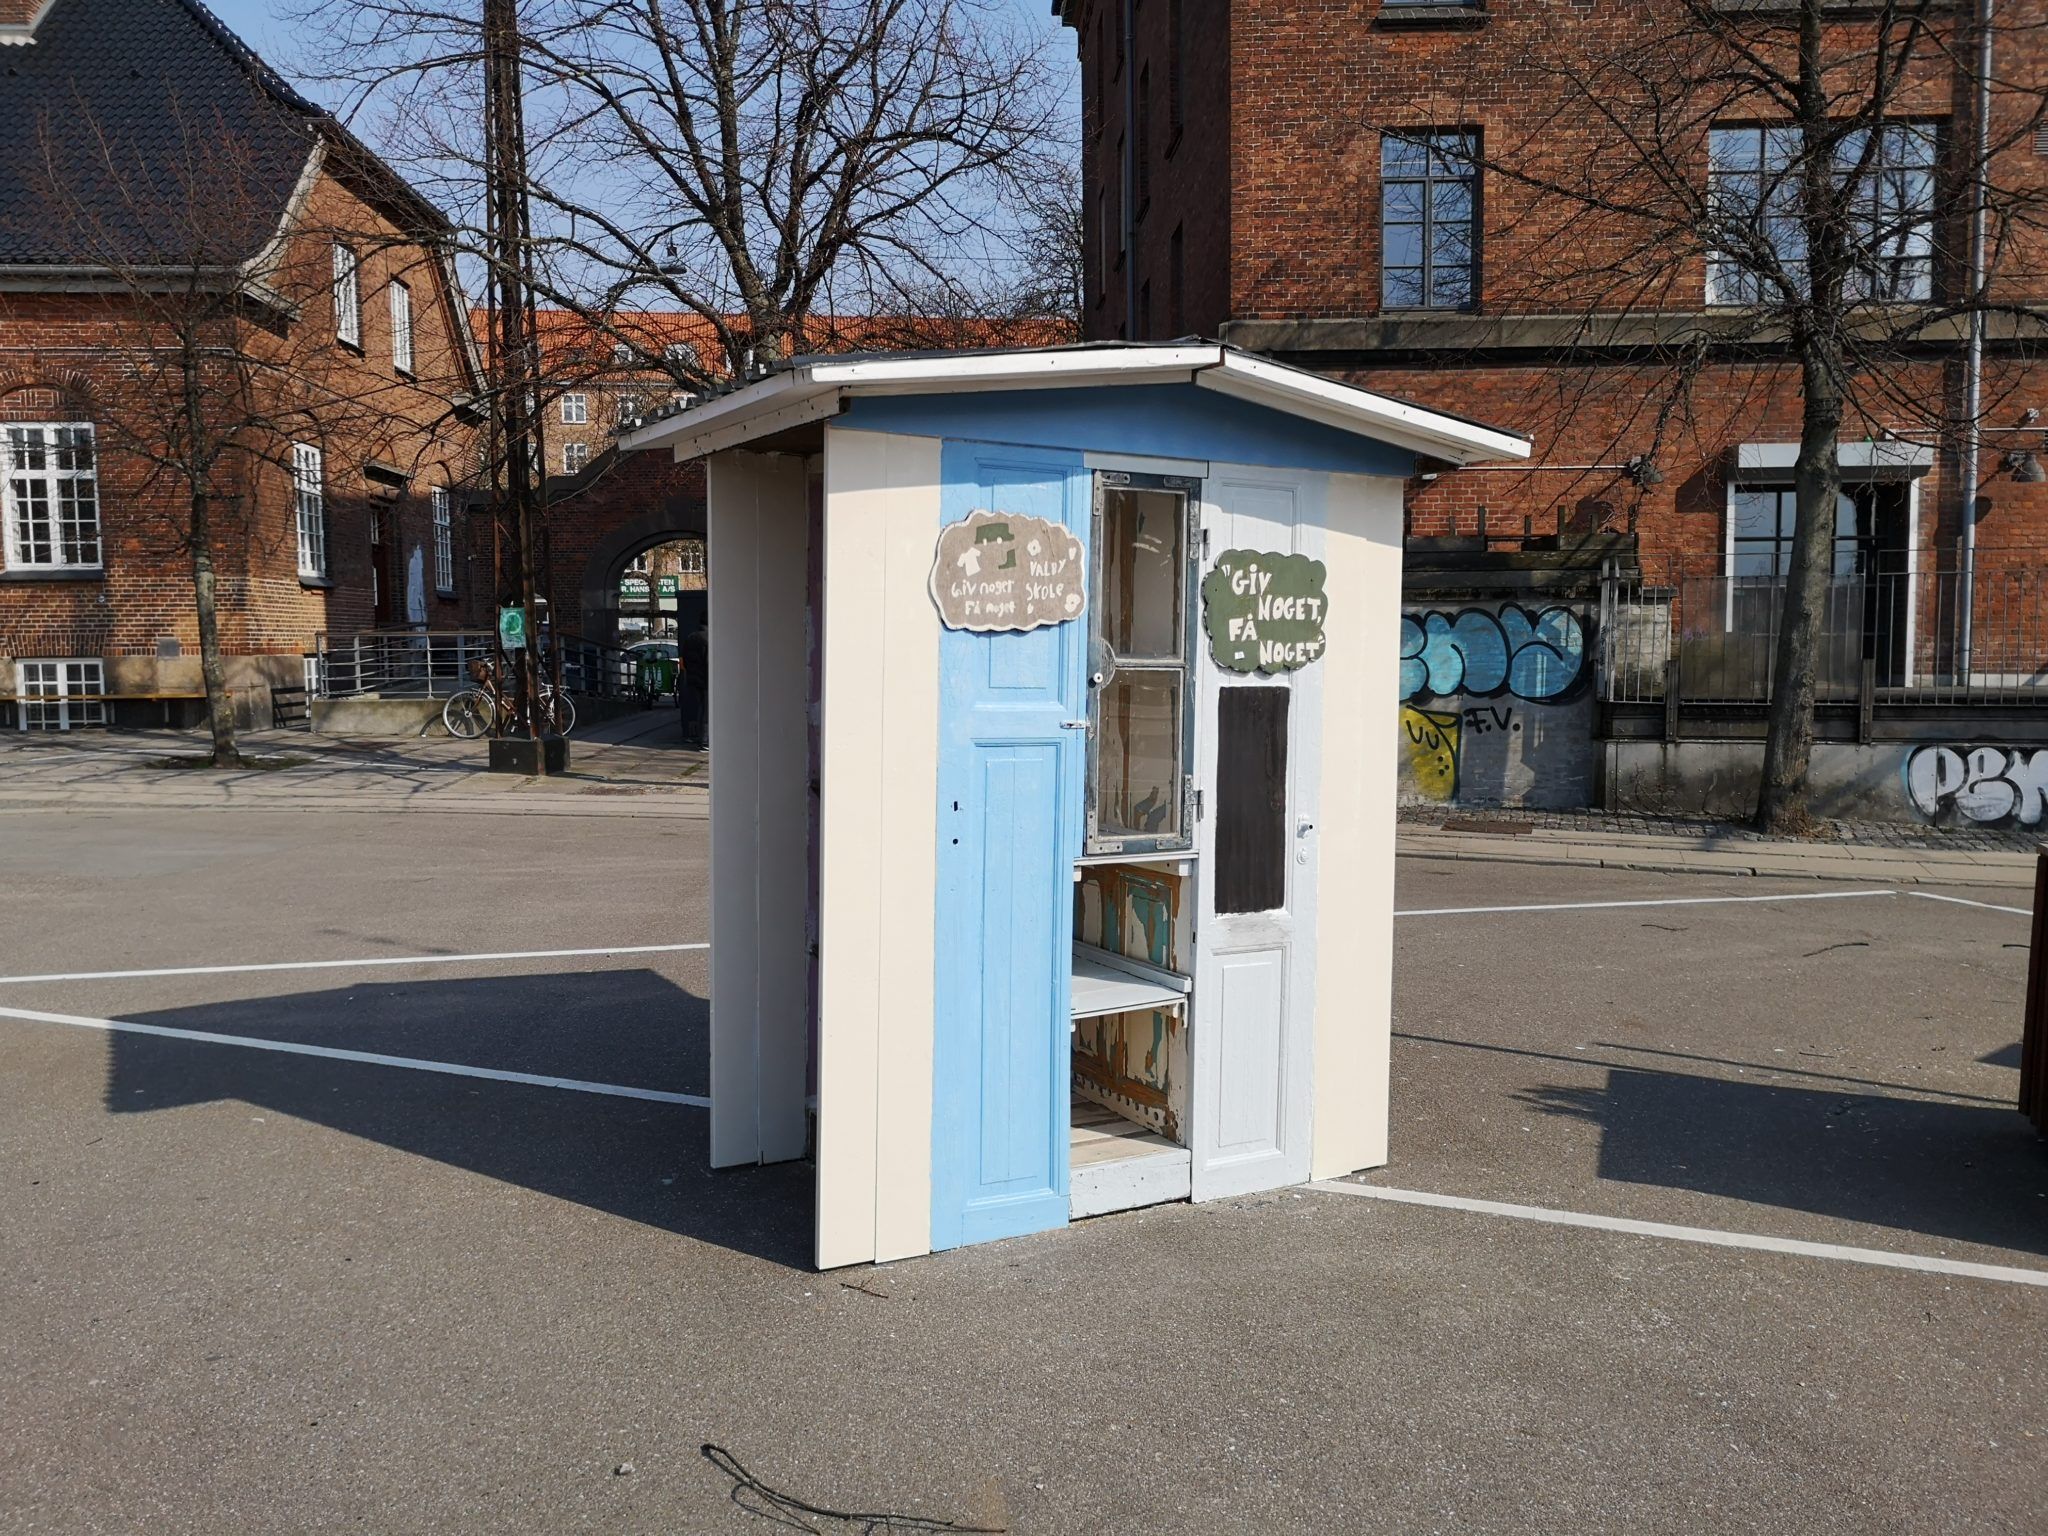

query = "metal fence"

[
  {"left": 314, "top": 630, "right": 643, "bottom": 701},
  {"left": 1601, "top": 549, "right": 2048, "bottom": 707}
]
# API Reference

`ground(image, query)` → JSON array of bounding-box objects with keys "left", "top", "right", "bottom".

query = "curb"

[{"left": 1397, "top": 839, "right": 2036, "bottom": 890}]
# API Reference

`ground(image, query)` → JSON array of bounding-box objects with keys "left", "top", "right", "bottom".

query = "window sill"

[
  {"left": 0, "top": 566, "right": 104, "bottom": 583},
  {"left": 435, "top": 587, "right": 457, "bottom": 600},
  {"left": 1374, "top": 3, "right": 1490, "bottom": 28},
  {"left": 337, "top": 338, "right": 364, "bottom": 357},
  {"left": 298, "top": 573, "right": 336, "bottom": 590}
]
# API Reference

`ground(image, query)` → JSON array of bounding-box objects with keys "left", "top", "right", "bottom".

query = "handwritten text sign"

[
  {"left": 930, "top": 510, "right": 1086, "bottom": 633},
  {"left": 1201, "top": 549, "right": 1329, "bottom": 673}
]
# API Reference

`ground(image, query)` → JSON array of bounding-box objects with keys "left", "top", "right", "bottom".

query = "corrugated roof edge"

[{"left": 617, "top": 340, "right": 1533, "bottom": 466}]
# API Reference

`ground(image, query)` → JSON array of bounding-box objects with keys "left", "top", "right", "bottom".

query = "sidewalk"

[
  {"left": 1398, "top": 807, "right": 2042, "bottom": 890},
  {"left": 0, "top": 710, "right": 707, "bottom": 819}
]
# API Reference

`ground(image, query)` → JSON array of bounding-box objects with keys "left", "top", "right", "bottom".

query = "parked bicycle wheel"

[
  {"left": 544, "top": 689, "right": 576, "bottom": 736},
  {"left": 443, "top": 689, "right": 493, "bottom": 739}
]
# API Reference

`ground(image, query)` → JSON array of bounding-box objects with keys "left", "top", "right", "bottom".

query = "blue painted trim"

[
  {"left": 841, "top": 385, "right": 1414, "bottom": 478},
  {"left": 930, "top": 440, "right": 1089, "bottom": 1251}
]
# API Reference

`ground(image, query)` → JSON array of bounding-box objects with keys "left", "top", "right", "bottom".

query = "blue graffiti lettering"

[{"left": 1400, "top": 604, "right": 1587, "bottom": 704}]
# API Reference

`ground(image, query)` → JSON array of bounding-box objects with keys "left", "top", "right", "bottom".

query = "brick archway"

[{"left": 549, "top": 452, "right": 707, "bottom": 641}]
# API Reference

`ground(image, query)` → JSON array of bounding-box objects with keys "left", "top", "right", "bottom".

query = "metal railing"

[
  {"left": 1600, "top": 550, "right": 2048, "bottom": 707},
  {"left": 314, "top": 629, "right": 644, "bottom": 701}
]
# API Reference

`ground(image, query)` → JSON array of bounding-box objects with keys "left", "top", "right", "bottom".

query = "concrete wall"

[
  {"left": 1396, "top": 601, "right": 1596, "bottom": 810},
  {"left": 1607, "top": 738, "right": 2048, "bottom": 829}
]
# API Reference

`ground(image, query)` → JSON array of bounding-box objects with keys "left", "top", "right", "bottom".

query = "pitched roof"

[
  {"left": 0, "top": 0, "right": 438, "bottom": 271},
  {"left": 620, "top": 341, "right": 1534, "bottom": 466}
]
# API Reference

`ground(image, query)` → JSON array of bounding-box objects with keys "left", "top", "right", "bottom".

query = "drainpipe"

[
  {"left": 1122, "top": 0, "right": 1138, "bottom": 337},
  {"left": 1960, "top": 0, "right": 1995, "bottom": 680}
]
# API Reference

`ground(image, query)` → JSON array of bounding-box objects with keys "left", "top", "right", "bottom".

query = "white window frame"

[
  {"left": 664, "top": 342, "right": 698, "bottom": 371},
  {"left": 15, "top": 658, "right": 106, "bottom": 731},
  {"left": 292, "top": 442, "right": 327, "bottom": 579},
  {"left": 3, "top": 422, "right": 102, "bottom": 571},
  {"left": 560, "top": 392, "right": 589, "bottom": 425},
  {"left": 333, "top": 244, "right": 361, "bottom": 348},
  {"left": 389, "top": 278, "right": 415, "bottom": 375},
  {"left": 431, "top": 486, "right": 454, "bottom": 594},
  {"left": 563, "top": 439, "right": 590, "bottom": 474}
]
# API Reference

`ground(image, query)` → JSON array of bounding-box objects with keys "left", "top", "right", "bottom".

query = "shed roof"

[{"left": 618, "top": 342, "right": 1533, "bottom": 467}]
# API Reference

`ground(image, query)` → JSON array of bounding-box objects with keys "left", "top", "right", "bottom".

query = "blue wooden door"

[{"left": 931, "top": 444, "right": 1089, "bottom": 1251}]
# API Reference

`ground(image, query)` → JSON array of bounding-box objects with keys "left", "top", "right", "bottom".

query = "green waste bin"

[{"left": 636, "top": 654, "right": 678, "bottom": 699}]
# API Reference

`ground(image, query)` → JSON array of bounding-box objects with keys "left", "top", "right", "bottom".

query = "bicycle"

[{"left": 443, "top": 657, "right": 575, "bottom": 739}]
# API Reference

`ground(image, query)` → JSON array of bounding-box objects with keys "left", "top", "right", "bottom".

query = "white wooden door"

[{"left": 1190, "top": 471, "right": 1323, "bottom": 1201}]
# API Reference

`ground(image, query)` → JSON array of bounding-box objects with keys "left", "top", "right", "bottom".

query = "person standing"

[{"left": 677, "top": 616, "right": 708, "bottom": 750}]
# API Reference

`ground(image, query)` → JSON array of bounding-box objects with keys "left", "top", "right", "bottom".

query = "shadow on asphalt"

[
  {"left": 103, "top": 970, "right": 813, "bottom": 1269},
  {"left": 1516, "top": 1067, "right": 2048, "bottom": 1256}
]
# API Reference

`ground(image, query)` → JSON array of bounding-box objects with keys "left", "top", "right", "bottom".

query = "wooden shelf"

[{"left": 1070, "top": 941, "right": 1191, "bottom": 1021}]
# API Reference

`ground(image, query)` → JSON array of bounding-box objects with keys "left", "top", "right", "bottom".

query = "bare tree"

[
  {"left": 1426, "top": 0, "right": 2048, "bottom": 831},
  {"left": 19, "top": 93, "right": 470, "bottom": 766},
  {"left": 296, "top": 0, "right": 1066, "bottom": 384}
]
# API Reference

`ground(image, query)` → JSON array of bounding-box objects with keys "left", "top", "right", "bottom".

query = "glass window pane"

[
  {"left": 1429, "top": 262, "right": 1471, "bottom": 308},
  {"left": 1382, "top": 136, "right": 1430, "bottom": 175},
  {"left": 1383, "top": 267, "right": 1424, "bottom": 307},
  {"left": 1100, "top": 488, "right": 1184, "bottom": 659},
  {"left": 1382, "top": 180, "right": 1425, "bottom": 223},
  {"left": 1382, "top": 221, "right": 1424, "bottom": 269},
  {"left": 1096, "top": 670, "right": 1183, "bottom": 841},
  {"left": 1431, "top": 179, "right": 1472, "bottom": 225},
  {"left": 1732, "top": 488, "right": 1779, "bottom": 538},
  {"left": 1731, "top": 545, "right": 1781, "bottom": 578}
]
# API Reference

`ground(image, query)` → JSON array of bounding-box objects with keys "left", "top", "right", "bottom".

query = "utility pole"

[{"left": 481, "top": 0, "right": 559, "bottom": 772}]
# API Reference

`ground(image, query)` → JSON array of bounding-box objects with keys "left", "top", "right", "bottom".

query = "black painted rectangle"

[{"left": 1215, "top": 686, "right": 1289, "bottom": 914}]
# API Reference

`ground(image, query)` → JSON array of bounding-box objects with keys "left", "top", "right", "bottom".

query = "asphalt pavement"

[{"left": 0, "top": 799, "right": 2043, "bottom": 1534}]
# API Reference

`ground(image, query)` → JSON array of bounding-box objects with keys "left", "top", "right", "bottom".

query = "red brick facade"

[
  {"left": 0, "top": 165, "right": 479, "bottom": 726},
  {"left": 1063, "top": 1, "right": 2048, "bottom": 581}
]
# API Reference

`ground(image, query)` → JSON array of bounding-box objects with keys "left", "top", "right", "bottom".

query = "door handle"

[
  {"left": 1296, "top": 818, "right": 1316, "bottom": 835},
  {"left": 1061, "top": 720, "right": 1090, "bottom": 730}
]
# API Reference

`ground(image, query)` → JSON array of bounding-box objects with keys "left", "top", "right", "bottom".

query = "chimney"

[{"left": 0, "top": 0, "right": 49, "bottom": 31}]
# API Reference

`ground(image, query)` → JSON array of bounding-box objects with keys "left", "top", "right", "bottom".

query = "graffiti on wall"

[
  {"left": 1904, "top": 745, "right": 2048, "bottom": 826},
  {"left": 1397, "top": 604, "right": 1594, "bottom": 807},
  {"left": 1400, "top": 604, "right": 1588, "bottom": 706}
]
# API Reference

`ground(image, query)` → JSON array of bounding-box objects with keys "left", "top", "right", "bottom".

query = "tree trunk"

[
  {"left": 1754, "top": 350, "right": 1844, "bottom": 833},
  {"left": 188, "top": 486, "right": 241, "bottom": 770}
]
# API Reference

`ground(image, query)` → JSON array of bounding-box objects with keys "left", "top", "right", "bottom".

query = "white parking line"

[
  {"left": 1395, "top": 889, "right": 1898, "bottom": 918},
  {"left": 0, "top": 1003, "right": 711, "bottom": 1109},
  {"left": 0, "top": 943, "right": 709, "bottom": 987},
  {"left": 1309, "top": 1180, "right": 2048, "bottom": 1289},
  {"left": 1905, "top": 890, "right": 2034, "bottom": 918}
]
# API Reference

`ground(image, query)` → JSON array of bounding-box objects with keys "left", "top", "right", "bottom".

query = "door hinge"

[{"left": 1190, "top": 781, "right": 1203, "bottom": 822}]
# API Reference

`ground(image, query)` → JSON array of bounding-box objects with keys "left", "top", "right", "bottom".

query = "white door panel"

[{"left": 1190, "top": 470, "right": 1325, "bottom": 1201}]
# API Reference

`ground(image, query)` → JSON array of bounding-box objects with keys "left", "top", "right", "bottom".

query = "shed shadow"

[
  {"left": 106, "top": 970, "right": 811, "bottom": 1269},
  {"left": 1517, "top": 1068, "right": 2048, "bottom": 1257}
]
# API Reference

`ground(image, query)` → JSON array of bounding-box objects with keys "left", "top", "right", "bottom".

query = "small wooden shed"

[{"left": 622, "top": 343, "right": 1530, "bottom": 1267}]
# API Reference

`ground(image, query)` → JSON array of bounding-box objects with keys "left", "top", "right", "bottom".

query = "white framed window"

[
  {"left": 563, "top": 440, "right": 589, "bottom": 473},
  {"left": 616, "top": 396, "right": 642, "bottom": 425},
  {"left": 611, "top": 342, "right": 635, "bottom": 365},
  {"left": 560, "top": 392, "right": 589, "bottom": 425},
  {"left": 4, "top": 423, "right": 102, "bottom": 570},
  {"left": 431, "top": 486, "right": 454, "bottom": 593},
  {"left": 16, "top": 658, "right": 106, "bottom": 731},
  {"left": 292, "top": 442, "right": 326, "bottom": 578},
  {"left": 664, "top": 342, "right": 698, "bottom": 371},
  {"left": 333, "top": 244, "right": 361, "bottom": 348},
  {"left": 389, "top": 279, "right": 415, "bottom": 374}
]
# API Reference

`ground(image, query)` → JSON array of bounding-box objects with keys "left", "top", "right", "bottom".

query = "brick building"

[
  {"left": 1061, "top": 1, "right": 2048, "bottom": 824},
  {"left": 0, "top": 0, "right": 479, "bottom": 729}
]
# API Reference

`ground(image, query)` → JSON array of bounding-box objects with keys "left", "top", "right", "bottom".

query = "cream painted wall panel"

[
  {"left": 1311, "top": 471, "right": 1403, "bottom": 1178},
  {"left": 815, "top": 426, "right": 941, "bottom": 1268},
  {"left": 706, "top": 452, "right": 811, "bottom": 1170}
]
